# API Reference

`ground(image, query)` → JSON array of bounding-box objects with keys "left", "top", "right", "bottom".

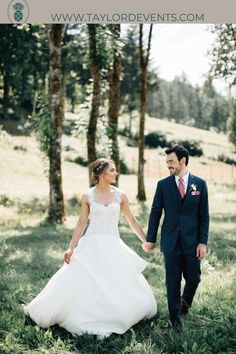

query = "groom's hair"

[{"left": 165, "top": 144, "right": 189, "bottom": 166}]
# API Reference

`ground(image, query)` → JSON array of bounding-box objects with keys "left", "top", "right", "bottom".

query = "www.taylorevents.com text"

[{"left": 50, "top": 12, "right": 205, "bottom": 23}]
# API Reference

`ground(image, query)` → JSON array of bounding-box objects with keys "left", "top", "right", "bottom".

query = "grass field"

[{"left": 0, "top": 118, "right": 236, "bottom": 353}]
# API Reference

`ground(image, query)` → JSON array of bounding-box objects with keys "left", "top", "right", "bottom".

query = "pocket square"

[{"left": 191, "top": 191, "right": 200, "bottom": 195}]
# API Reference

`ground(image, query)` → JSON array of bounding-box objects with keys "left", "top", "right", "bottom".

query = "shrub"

[
  {"left": 68, "top": 197, "right": 80, "bottom": 207},
  {"left": 217, "top": 154, "right": 236, "bottom": 166},
  {"left": 13, "top": 145, "right": 27, "bottom": 152},
  {"left": 119, "top": 159, "right": 131, "bottom": 174},
  {"left": 0, "top": 194, "right": 14, "bottom": 207},
  {"left": 127, "top": 133, "right": 139, "bottom": 147},
  {"left": 118, "top": 127, "right": 130, "bottom": 137},
  {"left": 145, "top": 131, "right": 168, "bottom": 148},
  {"left": 67, "top": 156, "right": 88, "bottom": 167},
  {"left": 63, "top": 145, "right": 75, "bottom": 152},
  {"left": 63, "top": 119, "right": 77, "bottom": 136},
  {"left": 73, "top": 156, "right": 88, "bottom": 166},
  {"left": 172, "top": 139, "right": 203, "bottom": 157}
]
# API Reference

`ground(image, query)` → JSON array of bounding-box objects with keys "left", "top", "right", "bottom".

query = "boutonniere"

[
  {"left": 190, "top": 183, "right": 200, "bottom": 195},
  {"left": 189, "top": 184, "right": 197, "bottom": 192}
]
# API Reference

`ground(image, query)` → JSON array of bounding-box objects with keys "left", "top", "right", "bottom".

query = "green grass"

[
  {"left": 1, "top": 122, "right": 236, "bottom": 353},
  {"left": 0, "top": 192, "right": 236, "bottom": 354}
]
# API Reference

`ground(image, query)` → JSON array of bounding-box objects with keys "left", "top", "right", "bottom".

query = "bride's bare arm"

[
  {"left": 64, "top": 194, "right": 90, "bottom": 263},
  {"left": 120, "top": 193, "right": 146, "bottom": 243}
]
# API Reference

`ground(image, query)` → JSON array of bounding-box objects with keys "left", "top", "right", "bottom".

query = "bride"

[{"left": 24, "top": 158, "right": 157, "bottom": 338}]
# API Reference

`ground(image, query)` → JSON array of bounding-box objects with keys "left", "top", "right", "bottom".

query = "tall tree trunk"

[
  {"left": 87, "top": 25, "right": 101, "bottom": 185},
  {"left": 3, "top": 72, "right": 10, "bottom": 116},
  {"left": 138, "top": 66, "right": 147, "bottom": 200},
  {"left": 48, "top": 24, "right": 66, "bottom": 223},
  {"left": 129, "top": 110, "right": 133, "bottom": 138},
  {"left": 108, "top": 24, "right": 121, "bottom": 184},
  {"left": 137, "top": 24, "right": 153, "bottom": 201}
]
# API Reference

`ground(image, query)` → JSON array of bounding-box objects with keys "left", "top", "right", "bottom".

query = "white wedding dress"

[{"left": 24, "top": 187, "right": 157, "bottom": 337}]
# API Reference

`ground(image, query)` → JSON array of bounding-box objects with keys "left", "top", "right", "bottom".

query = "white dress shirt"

[{"left": 175, "top": 172, "right": 189, "bottom": 194}]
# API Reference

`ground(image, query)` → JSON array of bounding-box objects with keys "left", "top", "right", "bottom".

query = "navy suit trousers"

[{"left": 163, "top": 242, "right": 201, "bottom": 321}]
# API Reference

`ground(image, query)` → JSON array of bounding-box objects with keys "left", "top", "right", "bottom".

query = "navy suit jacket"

[{"left": 147, "top": 173, "right": 209, "bottom": 254}]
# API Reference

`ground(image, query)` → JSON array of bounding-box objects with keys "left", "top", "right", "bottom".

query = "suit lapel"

[
  {"left": 182, "top": 173, "right": 194, "bottom": 211},
  {"left": 170, "top": 175, "right": 181, "bottom": 210}
]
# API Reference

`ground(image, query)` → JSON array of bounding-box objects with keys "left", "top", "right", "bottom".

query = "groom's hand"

[
  {"left": 196, "top": 243, "right": 207, "bottom": 260},
  {"left": 142, "top": 242, "right": 156, "bottom": 253}
]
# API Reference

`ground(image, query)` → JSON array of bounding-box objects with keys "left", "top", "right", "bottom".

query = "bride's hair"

[{"left": 91, "top": 158, "right": 115, "bottom": 184}]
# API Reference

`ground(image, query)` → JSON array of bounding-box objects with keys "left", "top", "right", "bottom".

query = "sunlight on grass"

[
  {"left": 0, "top": 129, "right": 236, "bottom": 353},
  {"left": 0, "top": 188, "right": 235, "bottom": 353}
]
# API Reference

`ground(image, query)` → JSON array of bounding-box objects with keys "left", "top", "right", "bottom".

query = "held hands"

[
  {"left": 142, "top": 242, "right": 156, "bottom": 253},
  {"left": 196, "top": 243, "right": 207, "bottom": 260},
  {"left": 64, "top": 248, "right": 73, "bottom": 264}
]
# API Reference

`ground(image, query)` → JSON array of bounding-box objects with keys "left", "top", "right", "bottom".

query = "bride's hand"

[
  {"left": 64, "top": 249, "right": 73, "bottom": 264},
  {"left": 142, "top": 242, "right": 156, "bottom": 253}
]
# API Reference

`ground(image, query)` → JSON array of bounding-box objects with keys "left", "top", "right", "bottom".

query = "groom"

[{"left": 144, "top": 144, "right": 209, "bottom": 329}]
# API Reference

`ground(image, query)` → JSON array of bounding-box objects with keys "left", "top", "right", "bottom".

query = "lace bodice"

[{"left": 85, "top": 186, "right": 121, "bottom": 238}]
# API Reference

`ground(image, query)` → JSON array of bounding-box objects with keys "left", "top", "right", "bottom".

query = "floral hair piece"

[{"left": 95, "top": 160, "right": 108, "bottom": 173}]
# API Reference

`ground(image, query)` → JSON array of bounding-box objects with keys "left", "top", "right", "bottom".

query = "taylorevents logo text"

[
  {"left": 50, "top": 12, "right": 205, "bottom": 23},
  {"left": 8, "top": 0, "right": 29, "bottom": 23}
]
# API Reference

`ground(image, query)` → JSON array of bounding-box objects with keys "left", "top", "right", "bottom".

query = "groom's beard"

[{"left": 169, "top": 166, "right": 181, "bottom": 176}]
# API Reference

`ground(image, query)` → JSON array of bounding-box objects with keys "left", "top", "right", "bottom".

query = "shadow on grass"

[
  {"left": 0, "top": 194, "right": 81, "bottom": 217},
  {"left": 209, "top": 213, "right": 236, "bottom": 266},
  {"left": 211, "top": 213, "right": 236, "bottom": 224},
  {"left": 0, "top": 206, "right": 236, "bottom": 353},
  {"left": 0, "top": 224, "right": 70, "bottom": 302},
  {"left": 0, "top": 221, "right": 161, "bottom": 353}
]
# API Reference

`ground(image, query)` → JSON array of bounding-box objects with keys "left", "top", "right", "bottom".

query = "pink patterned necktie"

[{"left": 178, "top": 177, "right": 185, "bottom": 198}]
